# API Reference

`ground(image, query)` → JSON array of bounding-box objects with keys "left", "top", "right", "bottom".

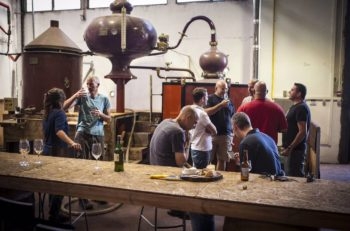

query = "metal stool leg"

[
  {"left": 138, "top": 206, "right": 186, "bottom": 231},
  {"left": 38, "top": 192, "right": 46, "bottom": 219},
  {"left": 68, "top": 196, "right": 89, "bottom": 231},
  {"left": 137, "top": 206, "right": 145, "bottom": 231}
]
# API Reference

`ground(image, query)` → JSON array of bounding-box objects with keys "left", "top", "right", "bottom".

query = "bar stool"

[
  {"left": 38, "top": 193, "right": 89, "bottom": 230},
  {"left": 137, "top": 206, "right": 186, "bottom": 231}
]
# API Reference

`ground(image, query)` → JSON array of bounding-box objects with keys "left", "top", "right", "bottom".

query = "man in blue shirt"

[
  {"left": 232, "top": 112, "right": 284, "bottom": 176},
  {"left": 64, "top": 76, "right": 111, "bottom": 209}
]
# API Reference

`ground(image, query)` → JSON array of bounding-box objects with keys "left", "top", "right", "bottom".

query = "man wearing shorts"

[{"left": 206, "top": 79, "right": 235, "bottom": 171}]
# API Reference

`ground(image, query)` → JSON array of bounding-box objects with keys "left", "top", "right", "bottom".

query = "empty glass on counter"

[
  {"left": 91, "top": 142, "right": 102, "bottom": 173},
  {"left": 19, "top": 139, "right": 30, "bottom": 167},
  {"left": 33, "top": 138, "right": 43, "bottom": 165}
]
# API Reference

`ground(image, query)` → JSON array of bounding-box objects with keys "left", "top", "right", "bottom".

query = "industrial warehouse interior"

[{"left": 0, "top": 0, "right": 350, "bottom": 230}]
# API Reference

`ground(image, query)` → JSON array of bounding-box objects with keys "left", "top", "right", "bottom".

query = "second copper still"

[{"left": 22, "top": 20, "right": 82, "bottom": 112}]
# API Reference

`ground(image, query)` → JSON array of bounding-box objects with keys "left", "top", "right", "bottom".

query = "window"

[
  {"left": 26, "top": 0, "right": 51, "bottom": 12},
  {"left": 54, "top": 0, "right": 80, "bottom": 10},
  {"left": 26, "top": 0, "right": 80, "bottom": 11},
  {"left": 89, "top": 0, "right": 167, "bottom": 8},
  {"left": 177, "top": 0, "right": 223, "bottom": 2},
  {"left": 89, "top": 0, "right": 113, "bottom": 8}
]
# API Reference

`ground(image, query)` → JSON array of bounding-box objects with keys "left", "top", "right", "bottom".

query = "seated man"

[
  {"left": 231, "top": 112, "right": 284, "bottom": 176},
  {"left": 150, "top": 105, "right": 198, "bottom": 167},
  {"left": 150, "top": 105, "right": 198, "bottom": 221},
  {"left": 224, "top": 112, "right": 287, "bottom": 231}
]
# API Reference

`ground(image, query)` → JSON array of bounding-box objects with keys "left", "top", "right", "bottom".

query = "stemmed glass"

[
  {"left": 19, "top": 139, "right": 30, "bottom": 167},
  {"left": 33, "top": 139, "right": 44, "bottom": 165},
  {"left": 91, "top": 143, "right": 102, "bottom": 173}
]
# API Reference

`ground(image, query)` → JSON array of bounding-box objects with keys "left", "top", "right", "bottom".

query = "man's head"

[
  {"left": 86, "top": 76, "right": 100, "bottom": 95},
  {"left": 254, "top": 81, "right": 268, "bottom": 99},
  {"left": 247, "top": 79, "right": 258, "bottom": 97},
  {"left": 232, "top": 112, "right": 252, "bottom": 139},
  {"left": 289, "top": 83, "right": 307, "bottom": 101},
  {"left": 177, "top": 105, "right": 199, "bottom": 131},
  {"left": 214, "top": 79, "right": 228, "bottom": 98},
  {"left": 192, "top": 87, "right": 208, "bottom": 106}
]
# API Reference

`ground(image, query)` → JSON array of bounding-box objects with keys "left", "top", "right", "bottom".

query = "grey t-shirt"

[{"left": 150, "top": 119, "right": 185, "bottom": 167}]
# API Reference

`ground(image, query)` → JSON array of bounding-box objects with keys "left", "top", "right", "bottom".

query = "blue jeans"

[
  {"left": 189, "top": 213, "right": 215, "bottom": 231},
  {"left": 191, "top": 149, "right": 211, "bottom": 169}
]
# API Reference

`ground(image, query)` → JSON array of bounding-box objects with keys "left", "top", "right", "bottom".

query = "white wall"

[
  {"left": 0, "top": 0, "right": 343, "bottom": 163},
  {"left": 259, "top": 0, "right": 341, "bottom": 163}
]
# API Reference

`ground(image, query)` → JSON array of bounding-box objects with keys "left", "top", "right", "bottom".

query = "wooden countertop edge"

[{"left": 0, "top": 175, "right": 348, "bottom": 230}]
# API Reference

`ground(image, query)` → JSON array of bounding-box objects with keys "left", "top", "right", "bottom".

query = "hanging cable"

[{"left": 0, "top": 1, "right": 11, "bottom": 54}]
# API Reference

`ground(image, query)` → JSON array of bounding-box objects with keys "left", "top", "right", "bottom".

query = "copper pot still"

[
  {"left": 22, "top": 20, "right": 82, "bottom": 112},
  {"left": 84, "top": 0, "right": 157, "bottom": 112},
  {"left": 199, "top": 45, "right": 228, "bottom": 79},
  {"left": 84, "top": 1, "right": 157, "bottom": 80}
]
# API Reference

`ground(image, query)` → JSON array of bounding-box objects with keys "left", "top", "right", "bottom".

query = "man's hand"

[
  {"left": 74, "top": 88, "right": 87, "bottom": 100},
  {"left": 219, "top": 99, "right": 230, "bottom": 108},
  {"left": 280, "top": 147, "right": 292, "bottom": 156}
]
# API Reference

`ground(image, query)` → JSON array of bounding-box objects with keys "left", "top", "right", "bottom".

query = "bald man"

[
  {"left": 150, "top": 105, "right": 199, "bottom": 167},
  {"left": 206, "top": 79, "right": 235, "bottom": 171},
  {"left": 237, "top": 81, "right": 287, "bottom": 143}
]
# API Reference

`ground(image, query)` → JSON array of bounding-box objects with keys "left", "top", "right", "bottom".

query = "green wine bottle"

[{"left": 114, "top": 135, "right": 124, "bottom": 172}]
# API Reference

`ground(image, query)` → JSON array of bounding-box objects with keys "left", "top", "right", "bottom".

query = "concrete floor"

[{"left": 41, "top": 163, "right": 350, "bottom": 231}]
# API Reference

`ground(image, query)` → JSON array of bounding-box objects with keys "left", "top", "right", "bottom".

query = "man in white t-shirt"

[
  {"left": 190, "top": 87, "right": 217, "bottom": 169},
  {"left": 189, "top": 87, "right": 217, "bottom": 231},
  {"left": 241, "top": 79, "right": 258, "bottom": 105}
]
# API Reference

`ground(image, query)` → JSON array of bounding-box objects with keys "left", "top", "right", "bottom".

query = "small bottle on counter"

[
  {"left": 114, "top": 135, "right": 124, "bottom": 172},
  {"left": 241, "top": 149, "right": 249, "bottom": 181}
]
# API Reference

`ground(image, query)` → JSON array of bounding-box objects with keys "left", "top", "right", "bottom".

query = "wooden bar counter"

[
  {"left": 0, "top": 112, "right": 135, "bottom": 160},
  {"left": 0, "top": 152, "right": 349, "bottom": 230}
]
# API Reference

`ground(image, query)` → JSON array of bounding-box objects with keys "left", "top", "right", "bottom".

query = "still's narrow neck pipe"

[{"left": 168, "top": 15, "right": 217, "bottom": 50}]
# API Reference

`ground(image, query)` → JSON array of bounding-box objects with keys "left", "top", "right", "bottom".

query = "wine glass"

[
  {"left": 91, "top": 143, "right": 102, "bottom": 173},
  {"left": 33, "top": 139, "right": 43, "bottom": 165},
  {"left": 19, "top": 139, "right": 30, "bottom": 167}
]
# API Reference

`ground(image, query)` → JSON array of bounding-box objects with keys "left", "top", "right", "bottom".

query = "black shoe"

[
  {"left": 79, "top": 199, "right": 94, "bottom": 210},
  {"left": 167, "top": 210, "right": 190, "bottom": 220},
  {"left": 48, "top": 213, "right": 70, "bottom": 223}
]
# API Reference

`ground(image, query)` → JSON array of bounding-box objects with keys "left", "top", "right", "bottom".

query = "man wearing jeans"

[
  {"left": 190, "top": 87, "right": 217, "bottom": 169},
  {"left": 282, "top": 83, "right": 311, "bottom": 177},
  {"left": 189, "top": 87, "right": 217, "bottom": 231}
]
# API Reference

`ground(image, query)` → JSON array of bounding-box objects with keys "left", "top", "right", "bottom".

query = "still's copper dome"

[
  {"left": 25, "top": 20, "right": 81, "bottom": 54},
  {"left": 83, "top": 0, "right": 157, "bottom": 79}
]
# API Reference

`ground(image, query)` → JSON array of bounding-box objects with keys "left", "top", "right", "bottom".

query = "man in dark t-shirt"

[
  {"left": 282, "top": 83, "right": 311, "bottom": 177},
  {"left": 206, "top": 79, "right": 235, "bottom": 171}
]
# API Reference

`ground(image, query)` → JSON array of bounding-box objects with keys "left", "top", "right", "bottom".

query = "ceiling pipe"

[{"left": 252, "top": 0, "right": 260, "bottom": 80}]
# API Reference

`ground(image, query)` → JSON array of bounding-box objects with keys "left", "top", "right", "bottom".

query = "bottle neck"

[{"left": 243, "top": 150, "right": 248, "bottom": 162}]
